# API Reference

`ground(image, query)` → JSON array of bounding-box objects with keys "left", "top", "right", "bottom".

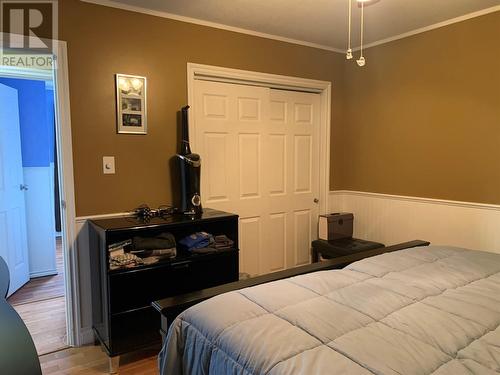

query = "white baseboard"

[
  {"left": 29, "top": 269, "right": 57, "bottom": 278},
  {"left": 330, "top": 190, "right": 500, "bottom": 254},
  {"left": 79, "top": 327, "right": 96, "bottom": 346}
]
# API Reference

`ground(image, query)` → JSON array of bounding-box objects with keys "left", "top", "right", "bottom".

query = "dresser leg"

[
  {"left": 161, "top": 314, "right": 169, "bottom": 344},
  {"left": 109, "top": 356, "right": 120, "bottom": 374}
]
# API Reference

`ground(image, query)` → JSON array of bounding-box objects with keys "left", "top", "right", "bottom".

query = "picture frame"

[{"left": 115, "top": 74, "right": 147, "bottom": 134}]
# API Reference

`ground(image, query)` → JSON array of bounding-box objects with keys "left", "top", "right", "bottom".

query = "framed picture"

[{"left": 115, "top": 74, "right": 147, "bottom": 134}]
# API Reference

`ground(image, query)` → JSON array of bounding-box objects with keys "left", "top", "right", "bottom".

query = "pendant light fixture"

[
  {"left": 356, "top": 0, "right": 366, "bottom": 66},
  {"left": 346, "top": 0, "right": 353, "bottom": 60},
  {"left": 346, "top": 0, "right": 380, "bottom": 67}
]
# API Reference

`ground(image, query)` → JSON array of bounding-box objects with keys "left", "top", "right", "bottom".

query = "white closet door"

[
  {"left": 193, "top": 80, "right": 320, "bottom": 276},
  {"left": 266, "top": 89, "right": 320, "bottom": 272}
]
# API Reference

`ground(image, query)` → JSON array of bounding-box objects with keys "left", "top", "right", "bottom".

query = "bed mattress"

[{"left": 159, "top": 246, "right": 500, "bottom": 374}]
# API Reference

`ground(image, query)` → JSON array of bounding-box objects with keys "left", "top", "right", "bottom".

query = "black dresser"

[{"left": 89, "top": 209, "right": 239, "bottom": 358}]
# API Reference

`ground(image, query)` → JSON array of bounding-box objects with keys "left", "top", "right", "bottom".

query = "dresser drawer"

[
  {"left": 109, "top": 251, "right": 238, "bottom": 314},
  {"left": 110, "top": 306, "right": 161, "bottom": 355}
]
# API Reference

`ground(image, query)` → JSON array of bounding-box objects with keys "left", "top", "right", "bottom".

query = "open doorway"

[{"left": 0, "top": 72, "right": 67, "bottom": 355}]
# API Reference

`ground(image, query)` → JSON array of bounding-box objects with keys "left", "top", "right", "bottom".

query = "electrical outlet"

[{"left": 103, "top": 156, "right": 115, "bottom": 174}]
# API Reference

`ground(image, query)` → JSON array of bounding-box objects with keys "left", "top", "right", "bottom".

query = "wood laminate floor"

[
  {"left": 6, "top": 238, "right": 158, "bottom": 372},
  {"left": 8, "top": 237, "right": 65, "bottom": 306},
  {"left": 40, "top": 346, "right": 159, "bottom": 374},
  {"left": 15, "top": 296, "right": 68, "bottom": 355},
  {"left": 8, "top": 238, "right": 68, "bottom": 355}
]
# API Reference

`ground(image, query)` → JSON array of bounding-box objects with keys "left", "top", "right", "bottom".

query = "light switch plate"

[{"left": 103, "top": 156, "right": 115, "bottom": 174}]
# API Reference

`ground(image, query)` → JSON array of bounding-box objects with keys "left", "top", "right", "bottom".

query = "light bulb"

[
  {"left": 119, "top": 77, "right": 130, "bottom": 92},
  {"left": 346, "top": 49, "right": 353, "bottom": 60},
  {"left": 356, "top": 56, "right": 366, "bottom": 67},
  {"left": 131, "top": 78, "right": 143, "bottom": 91}
]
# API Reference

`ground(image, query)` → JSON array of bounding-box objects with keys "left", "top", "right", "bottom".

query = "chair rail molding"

[{"left": 329, "top": 190, "right": 500, "bottom": 254}]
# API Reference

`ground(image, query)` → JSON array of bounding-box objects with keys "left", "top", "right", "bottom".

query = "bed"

[{"left": 158, "top": 244, "right": 500, "bottom": 374}]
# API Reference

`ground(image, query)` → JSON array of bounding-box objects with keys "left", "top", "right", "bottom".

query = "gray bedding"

[{"left": 159, "top": 246, "right": 500, "bottom": 374}]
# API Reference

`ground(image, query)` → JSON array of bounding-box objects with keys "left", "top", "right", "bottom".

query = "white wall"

[
  {"left": 330, "top": 190, "right": 500, "bottom": 254},
  {"left": 24, "top": 165, "right": 57, "bottom": 277}
]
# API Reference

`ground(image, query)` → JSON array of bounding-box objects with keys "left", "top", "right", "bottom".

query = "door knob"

[
  {"left": 19, "top": 184, "right": 28, "bottom": 191},
  {"left": 313, "top": 198, "right": 319, "bottom": 203}
]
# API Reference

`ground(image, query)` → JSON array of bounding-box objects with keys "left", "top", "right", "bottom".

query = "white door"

[
  {"left": 193, "top": 80, "right": 320, "bottom": 276},
  {"left": 0, "top": 83, "right": 30, "bottom": 297}
]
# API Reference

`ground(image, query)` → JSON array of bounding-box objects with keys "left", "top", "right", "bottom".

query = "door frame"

[
  {"left": 187, "top": 63, "right": 332, "bottom": 215},
  {"left": 0, "top": 38, "right": 79, "bottom": 346}
]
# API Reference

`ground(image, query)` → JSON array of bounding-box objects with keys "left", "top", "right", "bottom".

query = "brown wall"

[
  {"left": 61, "top": 1, "right": 500, "bottom": 215},
  {"left": 334, "top": 11, "right": 500, "bottom": 204},
  {"left": 60, "top": 0, "right": 345, "bottom": 216}
]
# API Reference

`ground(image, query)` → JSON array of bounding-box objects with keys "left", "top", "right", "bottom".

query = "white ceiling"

[{"left": 89, "top": 0, "right": 500, "bottom": 51}]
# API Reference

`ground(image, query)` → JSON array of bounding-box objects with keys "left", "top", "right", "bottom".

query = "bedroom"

[{"left": 0, "top": 0, "right": 499, "bottom": 374}]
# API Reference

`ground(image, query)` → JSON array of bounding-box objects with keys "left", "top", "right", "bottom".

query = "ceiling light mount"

[{"left": 356, "top": 0, "right": 381, "bottom": 7}]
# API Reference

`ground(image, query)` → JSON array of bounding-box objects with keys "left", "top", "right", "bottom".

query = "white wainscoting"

[
  {"left": 24, "top": 165, "right": 57, "bottom": 277},
  {"left": 330, "top": 190, "right": 500, "bottom": 254},
  {"left": 74, "top": 212, "right": 130, "bottom": 345},
  {"left": 74, "top": 191, "right": 500, "bottom": 343}
]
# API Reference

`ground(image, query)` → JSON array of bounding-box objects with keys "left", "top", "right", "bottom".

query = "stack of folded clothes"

[
  {"left": 212, "top": 235, "right": 234, "bottom": 250},
  {"left": 130, "top": 232, "right": 177, "bottom": 264},
  {"left": 179, "top": 232, "right": 234, "bottom": 254},
  {"left": 109, "top": 253, "right": 144, "bottom": 270},
  {"left": 179, "top": 232, "right": 213, "bottom": 253}
]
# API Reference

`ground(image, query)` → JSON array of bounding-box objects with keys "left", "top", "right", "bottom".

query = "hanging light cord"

[
  {"left": 357, "top": 1, "right": 366, "bottom": 66},
  {"left": 346, "top": 0, "right": 353, "bottom": 59},
  {"left": 360, "top": 2, "right": 364, "bottom": 57}
]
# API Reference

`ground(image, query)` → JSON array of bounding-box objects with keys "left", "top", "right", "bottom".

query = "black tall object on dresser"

[
  {"left": 89, "top": 209, "right": 239, "bottom": 361},
  {"left": 175, "top": 105, "right": 202, "bottom": 215}
]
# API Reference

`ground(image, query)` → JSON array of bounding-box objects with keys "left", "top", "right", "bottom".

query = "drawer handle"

[{"left": 172, "top": 261, "right": 190, "bottom": 270}]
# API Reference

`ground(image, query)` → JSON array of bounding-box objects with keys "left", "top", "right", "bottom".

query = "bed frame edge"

[{"left": 152, "top": 240, "right": 429, "bottom": 329}]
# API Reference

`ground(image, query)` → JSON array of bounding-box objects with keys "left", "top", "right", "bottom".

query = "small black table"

[{"left": 311, "top": 238, "right": 384, "bottom": 262}]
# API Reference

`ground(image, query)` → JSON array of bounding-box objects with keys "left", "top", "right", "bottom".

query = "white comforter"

[{"left": 159, "top": 246, "right": 500, "bottom": 374}]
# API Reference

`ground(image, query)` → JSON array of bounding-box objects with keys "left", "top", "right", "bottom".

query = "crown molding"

[
  {"left": 79, "top": 0, "right": 344, "bottom": 53},
  {"left": 80, "top": 1, "right": 500, "bottom": 55},
  {"left": 353, "top": 5, "right": 500, "bottom": 51}
]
